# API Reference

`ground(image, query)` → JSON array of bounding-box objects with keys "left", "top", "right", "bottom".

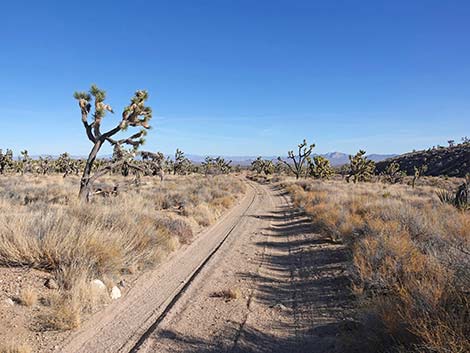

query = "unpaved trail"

[{"left": 60, "top": 181, "right": 355, "bottom": 353}]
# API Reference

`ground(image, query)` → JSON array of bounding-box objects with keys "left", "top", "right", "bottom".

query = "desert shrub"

[{"left": 282, "top": 179, "right": 470, "bottom": 353}]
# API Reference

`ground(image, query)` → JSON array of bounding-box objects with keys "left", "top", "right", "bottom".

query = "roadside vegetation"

[
  {"left": 272, "top": 139, "right": 470, "bottom": 353},
  {"left": 0, "top": 172, "right": 245, "bottom": 332}
]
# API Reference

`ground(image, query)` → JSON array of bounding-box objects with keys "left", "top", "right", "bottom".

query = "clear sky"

[{"left": 1, "top": 0, "right": 469, "bottom": 156}]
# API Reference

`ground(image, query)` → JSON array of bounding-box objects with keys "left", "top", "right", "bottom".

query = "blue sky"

[{"left": 1, "top": 0, "right": 469, "bottom": 156}]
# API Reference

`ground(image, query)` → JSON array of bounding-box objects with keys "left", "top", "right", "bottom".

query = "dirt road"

[{"left": 60, "top": 181, "right": 354, "bottom": 353}]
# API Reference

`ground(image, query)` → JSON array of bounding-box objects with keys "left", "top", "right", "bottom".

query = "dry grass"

[
  {"left": 18, "top": 287, "right": 38, "bottom": 307},
  {"left": 282, "top": 178, "right": 470, "bottom": 353},
  {"left": 0, "top": 343, "right": 32, "bottom": 353},
  {"left": 0, "top": 174, "right": 245, "bottom": 330},
  {"left": 212, "top": 287, "right": 241, "bottom": 300}
]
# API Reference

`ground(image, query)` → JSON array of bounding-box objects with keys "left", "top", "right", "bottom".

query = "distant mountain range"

[{"left": 28, "top": 152, "right": 395, "bottom": 167}]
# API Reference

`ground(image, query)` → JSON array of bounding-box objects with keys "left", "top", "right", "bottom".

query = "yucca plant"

[{"left": 437, "top": 175, "right": 470, "bottom": 210}]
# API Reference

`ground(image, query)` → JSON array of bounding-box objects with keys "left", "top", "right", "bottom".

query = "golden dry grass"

[
  {"left": 0, "top": 343, "right": 32, "bottom": 353},
  {"left": 18, "top": 287, "right": 38, "bottom": 307},
  {"left": 0, "top": 174, "right": 245, "bottom": 330},
  {"left": 282, "top": 178, "right": 470, "bottom": 353}
]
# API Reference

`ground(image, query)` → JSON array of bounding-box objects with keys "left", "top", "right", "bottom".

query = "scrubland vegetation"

[
  {"left": 281, "top": 178, "right": 469, "bottom": 352},
  {"left": 0, "top": 174, "right": 245, "bottom": 330}
]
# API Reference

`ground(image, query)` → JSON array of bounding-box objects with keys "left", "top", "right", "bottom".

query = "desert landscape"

[{"left": 1, "top": 1, "right": 470, "bottom": 353}]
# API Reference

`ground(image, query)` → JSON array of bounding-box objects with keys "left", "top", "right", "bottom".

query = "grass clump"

[{"left": 18, "top": 288, "right": 38, "bottom": 307}]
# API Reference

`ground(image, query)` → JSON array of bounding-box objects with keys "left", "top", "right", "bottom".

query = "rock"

[
  {"left": 91, "top": 279, "right": 106, "bottom": 291},
  {"left": 118, "top": 280, "right": 126, "bottom": 288},
  {"left": 110, "top": 286, "right": 121, "bottom": 300},
  {"left": 45, "top": 278, "right": 59, "bottom": 290},
  {"left": 272, "top": 303, "right": 288, "bottom": 311},
  {"left": 4, "top": 298, "right": 14, "bottom": 306}
]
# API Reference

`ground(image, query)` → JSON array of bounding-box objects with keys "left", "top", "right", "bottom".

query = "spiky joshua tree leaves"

[
  {"left": 0, "top": 149, "right": 14, "bottom": 175},
  {"left": 202, "top": 157, "right": 232, "bottom": 175},
  {"left": 412, "top": 163, "right": 428, "bottom": 188},
  {"left": 346, "top": 150, "right": 375, "bottom": 183},
  {"left": 74, "top": 84, "right": 152, "bottom": 202},
  {"left": 251, "top": 157, "right": 275, "bottom": 175},
  {"left": 278, "top": 139, "right": 315, "bottom": 179},
  {"left": 307, "top": 156, "right": 334, "bottom": 179},
  {"left": 382, "top": 161, "right": 405, "bottom": 184},
  {"left": 173, "top": 149, "right": 192, "bottom": 175}
]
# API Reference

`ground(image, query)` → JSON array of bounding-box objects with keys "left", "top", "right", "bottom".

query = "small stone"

[
  {"left": 4, "top": 298, "right": 14, "bottom": 306},
  {"left": 272, "top": 303, "right": 288, "bottom": 311},
  {"left": 118, "top": 280, "right": 126, "bottom": 288},
  {"left": 45, "top": 278, "right": 59, "bottom": 290},
  {"left": 110, "top": 286, "right": 121, "bottom": 300},
  {"left": 91, "top": 279, "right": 106, "bottom": 290}
]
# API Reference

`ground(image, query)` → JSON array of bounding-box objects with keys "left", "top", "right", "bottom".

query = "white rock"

[
  {"left": 110, "top": 286, "right": 121, "bottom": 300},
  {"left": 91, "top": 279, "right": 106, "bottom": 290},
  {"left": 4, "top": 298, "right": 14, "bottom": 306}
]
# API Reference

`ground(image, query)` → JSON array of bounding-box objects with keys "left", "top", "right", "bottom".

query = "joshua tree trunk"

[{"left": 79, "top": 140, "right": 103, "bottom": 202}]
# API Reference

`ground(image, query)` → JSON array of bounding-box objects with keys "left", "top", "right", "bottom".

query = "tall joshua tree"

[
  {"left": 278, "top": 139, "right": 315, "bottom": 179},
  {"left": 74, "top": 84, "right": 152, "bottom": 202}
]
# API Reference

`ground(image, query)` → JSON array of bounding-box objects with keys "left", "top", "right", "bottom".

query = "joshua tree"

[
  {"left": 251, "top": 157, "right": 275, "bottom": 175},
  {"left": 19, "top": 150, "right": 33, "bottom": 175},
  {"left": 411, "top": 163, "right": 428, "bottom": 188},
  {"left": 346, "top": 150, "right": 375, "bottom": 183},
  {"left": 382, "top": 161, "right": 405, "bottom": 184},
  {"left": 36, "top": 156, "right": 53, "bottom": 175},
  {"left": 0, "top": 149, "right": 14, "bottom": 175},
  {"left": 173, "top": 149, "right": 192, "bottom": 175},
  {"left": 140, "top": 151, "right": 165, "bottom": 181},
  {"left": 202, "top": 156, "right": 232, "bottom": 175},
  {"left": 278, "top": 139, "right": 315, "bottom": 179},
  {"left": 55, "top": 152, "right": 78, "bottom": 177},
  {"left": 308, "top": 155, "right": 334, "bottom": 179},
  {"left": 74, "top": 84, "right": 152, "bottom": 202}
]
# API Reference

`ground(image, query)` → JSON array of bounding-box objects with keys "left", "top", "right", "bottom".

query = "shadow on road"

[{"left": 151, "top": 186, "right": 368, "bottom": 353}]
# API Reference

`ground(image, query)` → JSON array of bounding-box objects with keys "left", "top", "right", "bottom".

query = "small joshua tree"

[
  {"left": 251, "top": 157, "right": 274, "bottom": 175},
  {"left": 346, "top": 150, "right": 375, "bottom": 183},
  {"left": 19, "top": 150, "right": 33, "bottom": 175},
  {"left": 0, "top": 149, "right": 14, "bottom": 175},
  {"left": 411, "top": 163, "right": 428, "bottom": 188},
  {"left": 382, "top": 161, "right": 405, "bottom": 184},
  {"left": 55, "top": 152, "right": 78, "bottom": 177},
  {"left": 308, "top": 156, "right": 334, "bottom": 180},
  {"left": 202, "top": 156, "right": 232, "bottom": 175},
  {"left": 74, "top": 84, "right": 152, "bottom": 202},
  {"left": 173, "top": 149, "right": 192, "bottom": 175},
  {"left": 140, "top": 151, "right": 165, "bottom": 181},
  {"left": 278, "top": 139, "right": 315, "bottom": 179},
  {"left": 37, "top": 156, "right": 53, "bottom": 175}
]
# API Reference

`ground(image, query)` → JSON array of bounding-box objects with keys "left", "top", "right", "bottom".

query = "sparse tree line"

[{"left": 269, "top": 138, "right": 470, "bottom": 210}]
